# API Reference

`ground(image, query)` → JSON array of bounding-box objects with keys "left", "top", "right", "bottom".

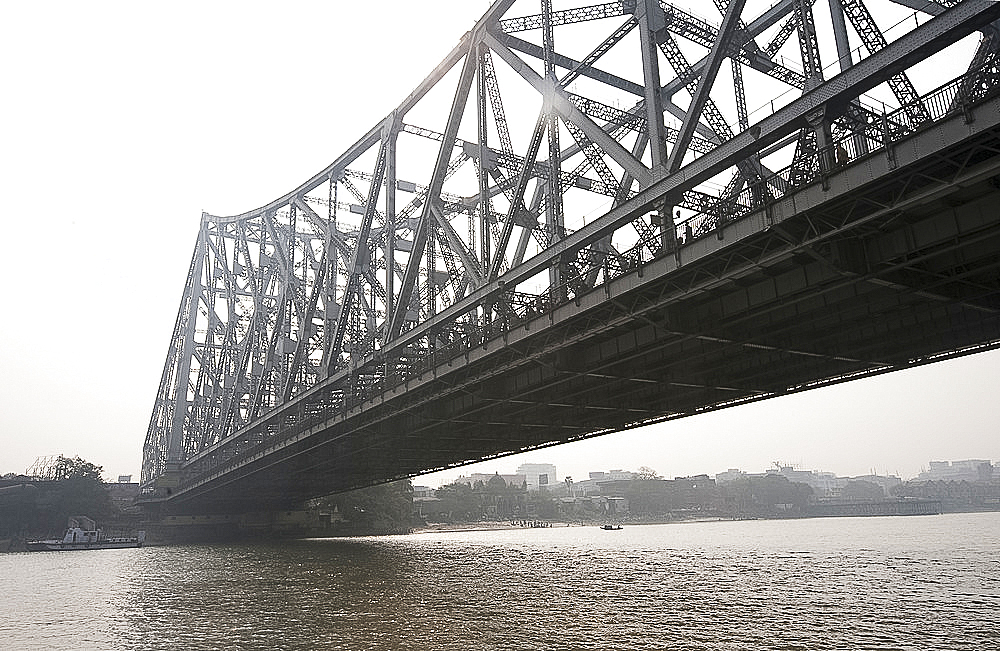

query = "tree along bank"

[{"left": 1, "top": 456, "right": 132, "bottom": 551}]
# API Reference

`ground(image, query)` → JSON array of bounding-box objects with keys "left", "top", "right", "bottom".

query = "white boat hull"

[
  {"left": 26, "top": 525, "right": 146, "bottom": 551},
  {"left": 26, "top": 539, "right": 144, "bottom": 551}
]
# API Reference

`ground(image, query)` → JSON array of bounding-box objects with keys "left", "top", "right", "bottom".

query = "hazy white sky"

[{"left": 1, "top": 1, "right": 996, "bottom": 485}]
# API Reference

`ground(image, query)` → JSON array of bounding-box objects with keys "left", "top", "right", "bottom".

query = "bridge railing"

[
  {"left": 706, "top": 54, "right": 1000, "bottom": 237},
  {"left": 176, "top": 55, "right": 1000, "bottom": 489}
]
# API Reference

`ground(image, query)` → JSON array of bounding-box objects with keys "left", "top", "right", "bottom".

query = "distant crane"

[{"left": 25, "top": 456, "right": 61, "bottom": 480}]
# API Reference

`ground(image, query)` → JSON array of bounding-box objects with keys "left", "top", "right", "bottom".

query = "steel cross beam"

[
  {"left": 484, "top": 29, "right": 653, "bottom": 186},
  {"left": 840, "top": 0, "right": 931, "bottom": 124},
  {"left": 638, "top": 0, "right": 669, "bottom": 171},
  {"left": 829, "top": 0, "right": 854, "bottom": 73},
  {"left": 498, "top": 0, "right": 797, "bottom": 180},
  {"left": 658, "top": 0, "right": 805, "bottom": 99},
  {"left": 329, "top": 140, "right": 388, "bottom": 365},
  {"left": 666, "top": 0, "right": 748, "bottom": 173},
  {"left": 561, "top": 16, "right": 638, "bottom": 89},
  {"left": 386, "top": 42, "right": 480, "bottom": 342},
  {"left": 500, "top": 1, "right": 635, "bottom": 33}
]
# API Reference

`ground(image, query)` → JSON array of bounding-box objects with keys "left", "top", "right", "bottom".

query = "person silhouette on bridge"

[{"left": 836, "top": 142, "right": 850, "bottom": 168}]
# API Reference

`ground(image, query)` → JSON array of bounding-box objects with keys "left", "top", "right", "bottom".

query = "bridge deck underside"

[{"left": 165, "top": 100, "right": 1000, "bottom": 513}]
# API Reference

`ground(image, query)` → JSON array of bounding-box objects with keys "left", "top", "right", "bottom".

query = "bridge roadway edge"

[{"left": 142, "top": 92, "right": 1000, "bottom": 516}]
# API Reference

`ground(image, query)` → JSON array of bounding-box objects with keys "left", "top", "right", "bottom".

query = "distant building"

[
  {"left": 412, "top": 485, "right": 435, "bottom": 499},
  {"left": 454, "top": 473, "right": 526, "bottom": 488},
  {"left": 565, "top": 469, "right": 639, "bottom": 496},
  {"left": 716, "top": 465, "right": 849, "bottom": 497},
  {"left": 590, "top": 475, "right": 720, "bottom": 516},
  {"left": 849, "top": 474, "right": 903, "bottom": 495},
  {"left": 715, "top": 468, "right": 748, "bottom": 483},
  {"left": 717, "top": 465, "right": 908, "bottom": 497},
  {"left": 917, "top": 460, "right": 994, "bottom": 482},
  {"left": 516, "top": 463, "right": 556, "bottom": 491},
  {"left": 412, "top": 485, "right": 441, "bottom": 519},
  {"left": 105, "top": 481, "right": 140, "bottom": 513}
]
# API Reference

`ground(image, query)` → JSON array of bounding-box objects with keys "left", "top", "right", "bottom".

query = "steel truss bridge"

[{"left": 141, "top": 0, "right": 1000, "bottom": 513}]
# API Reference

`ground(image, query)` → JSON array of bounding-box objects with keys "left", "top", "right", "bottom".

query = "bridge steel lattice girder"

[
  {"left": 144, "top": 0, "right": 1000, "bottom": 509},
  {"left": 371, "top": 0, "right": 1000, "bottom": 371},
  {"left": 169, "top": 89, "right": 1000, "bottom": 510}
]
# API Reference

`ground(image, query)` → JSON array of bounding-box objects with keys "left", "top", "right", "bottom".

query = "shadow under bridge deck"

[{"left": 160, "top": 90, "right": 1000, "bottom": 513}]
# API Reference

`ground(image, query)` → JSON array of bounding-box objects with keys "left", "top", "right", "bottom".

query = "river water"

[{"left": 2, "top": 512, "right": 998, "bottom": 650}]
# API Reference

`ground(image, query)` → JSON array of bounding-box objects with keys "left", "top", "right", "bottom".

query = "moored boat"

[{"left": 26, "top": 516, "right": 145, "bottom": 551}]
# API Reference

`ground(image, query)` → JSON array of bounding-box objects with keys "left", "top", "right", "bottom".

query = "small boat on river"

[
  {"left": 26, "top": 516, "right": 145, "bottom": 552},
  {"left": 600, "top": 524, "right": 623, "bottom": 530}
]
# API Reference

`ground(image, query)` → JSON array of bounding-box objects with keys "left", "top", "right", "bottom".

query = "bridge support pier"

[{"left": 137, "top": 506, "right": 328, "bottom": 545}]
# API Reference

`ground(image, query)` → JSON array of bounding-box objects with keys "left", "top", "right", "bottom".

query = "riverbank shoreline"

[
  {"left": 410, "top": 517, "right": 730, "bottom": 535},
  {"left": 412, "top": 521, "right": 571, "bottom": 534},
  {"left": 408, "top": 509, "right": 964, "bottom": 535}
]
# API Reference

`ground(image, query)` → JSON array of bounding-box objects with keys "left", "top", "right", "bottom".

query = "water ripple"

[{"left": 2, "top": 513, "right": 998, "bottom": 649}]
